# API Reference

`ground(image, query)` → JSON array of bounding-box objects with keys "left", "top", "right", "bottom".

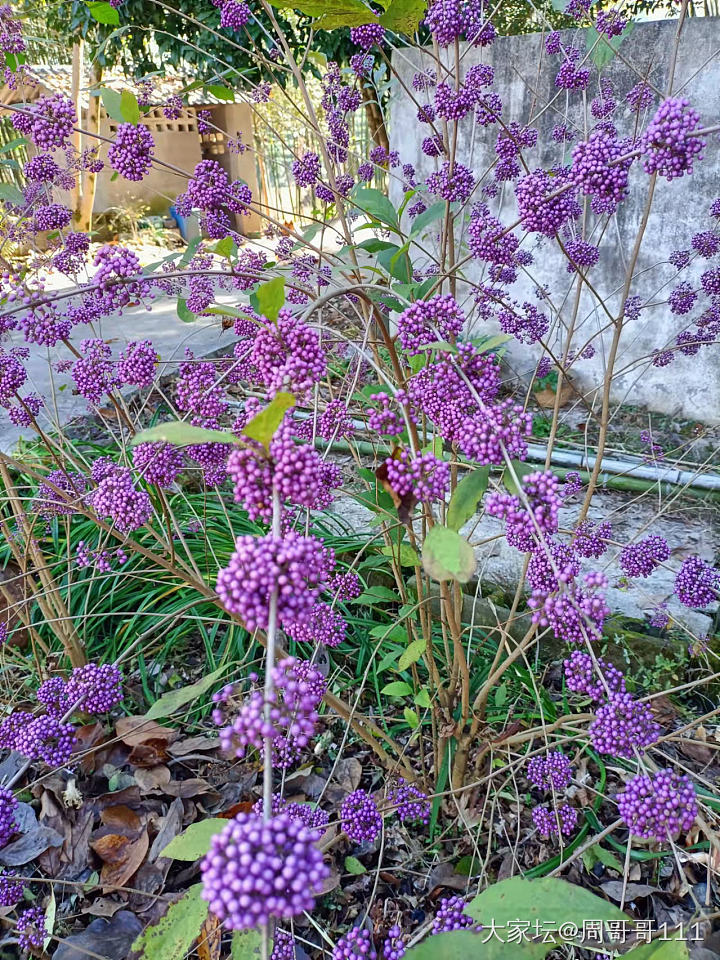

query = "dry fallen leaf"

[
  {"left": 197, "top": 911, "right": 223, "bottom": 960},
  {"left": 92, "top": 827, "right": 149, "bottom": 893},
  {"left": 115, "top": 716, "right": 179, "bottom": 748}
]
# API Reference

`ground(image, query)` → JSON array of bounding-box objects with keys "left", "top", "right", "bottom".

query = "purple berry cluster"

[
  {"left": 641, "top": 98, "right": 705, "bottom": 180},
  {"left": 215, "top": 656, "right": 325, "bottom": 767},
  {"left": 108, "top": 123, "right": 155, "bottom": 181},
  {"left": 532, "top": 803, "right": 578, "bottom": 839},
  {"left": 389, "top": 779, "right": 430, "bottom": 826},
  {"left": 200, "top": 811, "right": 330, "bottom": 929},
  {"left": 216, "top": 533, "right": 334, "bottom": 629},
  {"left": 0, "top": 786, "right": 18, "bottom": 848},
  {"left": 397, "top": 294, "right": 465, "bottom": 353},
  {"left": 431, "top": 895, "right": 475, "bottom": 933},
  {"left": 333, "top": 928, "right": 377, "bottom": 960},
  {"left": 527, "top": 751, "right": 573, "bottom": 792},
  {"left": 341, "top": 789, "right": 382, "bottom": 844},
  {"left": 563, "top": 650, "right": 626, "bottom": 701},
  {"left": 619, "top": 535, "right": 670, "bottom": 579},
  {"left": 617, "top": 769, "right": 697, "bottom": 842},
  {"left": 589, "top": 692, "right": 661, "bottom": 758},
  {"left": 16, "top": 905, "right": 47, "bottom": 953},
  {"left": 674, "top": 555, "right": 719, "bottom": 608},
  {"left": 251, "top": 309, "right": 327, "bottom": 397}
]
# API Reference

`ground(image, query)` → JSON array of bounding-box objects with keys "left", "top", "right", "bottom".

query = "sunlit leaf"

[
  {"left": 131, "top": 884, "right": 208, "bottom": 959},
  {"left": 422, "top": 526, "right": 476, "bottom": 583}
]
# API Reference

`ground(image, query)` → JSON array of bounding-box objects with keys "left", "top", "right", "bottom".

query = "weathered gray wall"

[{"left": 390, "top": 18, "right": 720, "bottom": 423}]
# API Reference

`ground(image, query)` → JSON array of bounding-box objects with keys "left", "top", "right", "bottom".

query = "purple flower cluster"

[
  {"left": 618, "top": 769, "right": 697, "bottom": 842},
  {"left": 619, "top": 535, "right": 670, "bottom": 578},
  {"left": 571, "top": 131, "right": 633, "bottom": 213},
  {"left": 486, "top": 470, "right": 561, "bottom": 552},
  {"left": 200, "top": 811, "right": 330, "bottom": 929},
  {"left": 341, "top": 789, "right": 382, "bottom": 843}
]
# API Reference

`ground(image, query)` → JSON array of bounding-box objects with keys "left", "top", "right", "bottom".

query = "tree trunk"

[
  {"left": 76, "top": 59, "right": 102, "bottom": 233},
  {"left": 359, "top": 76, "right": 389, "bottom": 153},
  {"left": 70, "top": 39, "right": 83, "bottom": 217}
]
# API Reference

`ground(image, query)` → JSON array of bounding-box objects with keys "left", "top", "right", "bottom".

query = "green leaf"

[
  {"left": 409, "top": 199, "right": 448, "bottom": 236},
  {"left": 415, "top": 687, "right": 431, "bottom": 708},
  {"left": 352, "top": 187, "right": 399, "bottom": 228},
  {"left": 270, "top": 0, "right": 373, "bottom": 28},
  {"left": 177, "top": 298, "right": 197, "bottom": 323},
  {"left": 214, "top": 236, "right": 238, "bottom": 260},
  {"left": 0, "top": 136, "right": 27, "bottom": 155},
  {"left": 146, "top": 664, "right": 227, "bottom": 720},
  {"left": 494, "top": 682, "right": 507, "bottom": 709},
  {"left": 404, "top": 707, "right": 420, "bottom": 728},
  {"left": 241, "top": 391, "right": 295, "bottom": 449},
  {"left": 403, "top": 931, "right": 484, "bottom": 960},
  {"left": 379, "top": 0, "right": 427, "bottom": 33},
  {"left": 231, "top": 930, "right": 264, "bottom": 960},
  {"left": 251, "top": 276, "right": 286, "bottom": 322},
  {"left": 626, "top": 941, "right": 689, "bottom": 960},
  {"left": 454, "top": 854, "right": 481, "bottom": 877},
  {"left": 131, "top": 421, "right": 235, "bottom": 447},
  {"left": 120, "top": 89, "right": 140, "bottom": 125},
  {"left": 586, "top": 21, "right": 635, "bottom": 70},
  {"left": 422, "top": 526, "right": 476, "bottom": 584},
  {"left": 446, "top": 467, "right": 489, "bottom": 531},
  {"left": 357, "top": 238, "right": 398, "bottom": 255},
  {"left": 86, "top": 1, "right": 120, "bottom": 25},
  {"left": 100, "top": 87, "right": 124, "bottom": 122},
  {"left": 382, "top": 680, "right": 413, "bottom": 697},
  {"left": 179, "top": 235, "right": 203, "bottom": 267},
  {"left": 160, "top": 820, "right": 227, "bottom": 861},
  {"left": 465, "top": 877, "right": 631, "bottom": 960},
  {"left": 207, "top": 83, "right": 235, "bottom": 101},
  {"left": 502, "top": 459, "right": 537, "bottom": 497},
  {"left": 0, "top": 182, "right": 24, "bottom": 205},
  {"left": 345, "top": 856, "right": 367, "bottom": 875},
  {"left": 399, "top": 638, "right": 426, "bottom": 672},
  {"left": 355, "top": 585, "right": 397, "bottom": 604},
  {"left": 588, "top": 843, "right": 624, "bottom": 873},
  {"left": 131, "top": 884, "right": 208, "bottom": 959},
  {"left": 381, "top": 543, "right": 420, "bottom": 567},
  {"left": 473, "top": 333, "right": 513, "bottom": 354}
]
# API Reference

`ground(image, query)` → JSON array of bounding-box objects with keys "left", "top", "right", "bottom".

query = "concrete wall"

[{"left": 390, "top": 17, "right": 720, "bottom": 423}]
